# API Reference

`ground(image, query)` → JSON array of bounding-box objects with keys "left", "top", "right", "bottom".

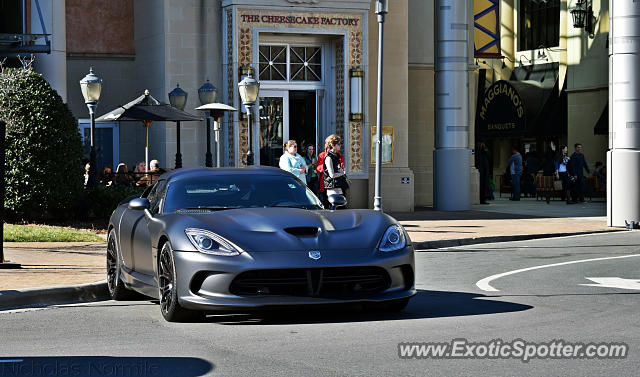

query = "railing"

[{"left": 94, "top": 171, "right": 164, "bottom": 187}]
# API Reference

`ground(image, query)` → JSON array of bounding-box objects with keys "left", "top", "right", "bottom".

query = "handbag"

[
  {"left": 553, "top": 179, "right": 563, "bottom": 191},
  {"left": 336, "top": 174, "right": 350, "bottom": 190}
]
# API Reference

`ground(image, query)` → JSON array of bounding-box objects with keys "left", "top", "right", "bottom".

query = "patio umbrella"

[{"left": 96, "top": 90, "right": 202, "bottom": 171}]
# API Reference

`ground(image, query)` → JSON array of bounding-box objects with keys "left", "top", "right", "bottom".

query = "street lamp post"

[
  {"left": 198, "top": 79, "right": 218, "bottom": 167},
  {"left": 168, "top": 83, "right": 188, "bottom": 169},
  {"left": 238, "top": 68, "right": 260, "bottom": 166},
  {"left": 0, "top": 120, "right": 20, "bottom": 268},
  {"left": 195, "top": 104, "right": 238, "bottom": 168},
  {"left": 79, "top": 68, "right": 103, "bottom": 188},
  {"left": 374, "top": 0, "right": 388, "bottom": 211}
]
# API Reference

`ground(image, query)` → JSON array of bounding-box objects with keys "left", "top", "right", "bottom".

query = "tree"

[{"left": 0, "top": 62, "right": 84, "bottom": 219}]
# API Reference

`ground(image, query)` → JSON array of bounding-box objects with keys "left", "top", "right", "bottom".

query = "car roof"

[{"left": 159, "top": 166, "right": 293, "bottom": 183}]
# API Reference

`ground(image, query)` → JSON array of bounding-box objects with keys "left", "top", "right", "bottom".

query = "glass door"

[{"left": 258, "top": 90, "right": 288, "bottom": 167}]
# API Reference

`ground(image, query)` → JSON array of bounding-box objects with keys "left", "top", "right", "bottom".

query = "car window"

[
  {"left": 163, "top": 174, "right": 322, "bottom": 212},
  {"left": 148, "top": 179, "right": 168, "bottom": 214}
]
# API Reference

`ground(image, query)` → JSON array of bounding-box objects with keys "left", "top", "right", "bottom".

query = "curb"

[
  {"left": 0, "top": 281, "right": 109, "bottom": 310},
  {"left": 413, "top": 229, "right": 625, "bottom": 250}
]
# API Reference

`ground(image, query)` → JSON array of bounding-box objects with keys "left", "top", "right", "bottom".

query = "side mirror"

[
  {"left": 328, "top": 194, "right": 347, "bottom": 210},
  {"left": 128, "top": 198, "right": 150, "bottom": 211}
]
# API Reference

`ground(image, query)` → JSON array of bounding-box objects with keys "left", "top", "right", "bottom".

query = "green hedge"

[
  {"left": 0, "top": 64, "right": 84, "bottom": 220},
  {"left": 84, "top": 185, "right": 145, "bottom": 219}
]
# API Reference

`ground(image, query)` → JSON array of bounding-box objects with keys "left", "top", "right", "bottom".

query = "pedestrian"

[
  {"left": 568, "top": 143, "right": 590, "bottom": 203},
  {"left": 136, "top": 159, "right": 165, "bottom": 186},
  {"left": 114, "top": 163, "right": 134, "bottom": 186},
  {"left": 133, "top": 161, "right": 146, "bottom": 183},
  {"left": 475, "top": 141, "right": 490, "bottom": 204},
  {"left": 99, "top": 163, "right": 115, "bottom": 186},
  {"left": 541, "top": 148, "right": 557, "bottom": 203},
  {"left": 555, "top": 145, "right": 571, "bottom": 202},
  {"left": 522, "top": 147, "right": 539, "bottom": 198},
  {"left": 83, "top": 162, "right": 90, "bottom": 187},
  {"left": 303, "top": 144, "right": 319, "bottom": 194},
  {"left": 507, "top": 147, "right": 523, "bottom": 201},
  {"left": 278, "top": 140, "right": 308, "bottom": 183},
  {"left": 322, "top": 134, "right": 349, "bottom": 201},
  {"left": 593, "top": 161, "right": 606, "bottom": 192},
  {"left": 316, "top": 146, "right": 345, "bottom": 208}
]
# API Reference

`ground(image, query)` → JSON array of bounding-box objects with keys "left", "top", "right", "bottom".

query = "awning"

[{"left": 476, "top": 62, "right": 560, "bottom": 138}]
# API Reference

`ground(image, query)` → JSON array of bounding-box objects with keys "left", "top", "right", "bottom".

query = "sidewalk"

[{"left": 0, "top": 197, "right": 620, "bottom": 308}]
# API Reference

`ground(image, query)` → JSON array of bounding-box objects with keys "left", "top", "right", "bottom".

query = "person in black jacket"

[
  {"left": 475, "top": 142, "right": 490, "bottom": 204},
  {"left": 568, "top": 143, "right": 590, "bottom": 203},
  {"left": 322, "top": 134, "right": 348, "bottom": 198}
]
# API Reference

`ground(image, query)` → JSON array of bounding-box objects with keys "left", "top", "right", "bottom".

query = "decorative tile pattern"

[
  {"left": 227, "top": 9, "right": 235, "bottom": 166},
  {"left": 335, "top": 41, "right": 344, "bottom": 147},
  {"left": 349, "top": 121, "right": 363, "bottom": 172},
  {"left": 235, "top": 10, "right": 364, "bottom": 170},
  {"left": 239, "top": 27, "right": 252, "bottom": 66},
  {"left": 238, "top": 119, "right": 248, "bottom": 167},
  {"left": 349, "top": 31, "right": 362, "bottom": 66}
]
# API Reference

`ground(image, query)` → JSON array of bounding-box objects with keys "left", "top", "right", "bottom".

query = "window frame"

[
  {"left": 518, "top": 0, "right": 560, "bottom": 52},
  {"left": 258, "top": 43, "right": 324, "bottom": 83}
]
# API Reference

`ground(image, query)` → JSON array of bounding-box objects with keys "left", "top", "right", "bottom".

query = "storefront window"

[{"left": 259, "top": 44, "right": 322, "bottom": 82}]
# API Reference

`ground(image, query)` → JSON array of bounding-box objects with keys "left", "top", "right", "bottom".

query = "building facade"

[{"left": 1, "top": 0, "right": 609, "bottom": 211}]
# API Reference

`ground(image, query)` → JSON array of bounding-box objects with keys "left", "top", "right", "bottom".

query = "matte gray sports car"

[{"left": 107, "top": 167, "right": 415, "bottom": 321}]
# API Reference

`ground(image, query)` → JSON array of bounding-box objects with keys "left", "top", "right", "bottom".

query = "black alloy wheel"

[
  {"left": 107, "top": 229, "right": 133, "bottom": 300},
  {"left": 158, "top": 241, "right": 203, "bottom": 322}
]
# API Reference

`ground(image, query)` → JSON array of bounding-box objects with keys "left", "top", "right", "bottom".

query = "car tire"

[
  {"left": 107, "top": 229, "right": 135, "bottom": 300},
  {"left": 158, "top": 241, "right": 204, "bottom": 322}
]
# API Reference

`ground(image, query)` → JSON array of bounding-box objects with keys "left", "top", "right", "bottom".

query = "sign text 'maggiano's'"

[{"left": 241, "top": 14, "right": 360, "bottom": 26}]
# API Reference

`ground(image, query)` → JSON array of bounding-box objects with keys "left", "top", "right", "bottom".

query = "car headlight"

[
  {"left": 185, "top": 228, "right": 242, "bottom": 256},
  {"left": 378, "top": 224, "right": 407, "bottom": 252}
]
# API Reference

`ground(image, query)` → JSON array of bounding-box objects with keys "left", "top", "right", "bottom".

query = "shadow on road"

[
  {"left": 201, "top": 289, "right": 532, "bottom": 325},
  {"left": 0, "top": 357, "right": 213, "bottom": 377}
]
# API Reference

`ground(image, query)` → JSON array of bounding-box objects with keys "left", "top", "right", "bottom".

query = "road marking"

[
  {"left": 476, "top": 254, "right": 640, "bottom": 292},
  {"left": 581, "top": 277, "right": 640, "bottom": 290}
]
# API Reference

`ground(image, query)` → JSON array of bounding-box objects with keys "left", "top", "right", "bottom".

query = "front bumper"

[{"left": 172, "top": 246, "right": 415, "bottom": 311}]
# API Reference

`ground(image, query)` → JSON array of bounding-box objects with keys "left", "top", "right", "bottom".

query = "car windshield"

[{"left": 163, "top": 174, "right": 323, "bottom": 213}]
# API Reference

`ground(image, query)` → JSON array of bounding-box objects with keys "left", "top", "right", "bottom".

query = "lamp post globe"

[
  {"left": 198, "top": 79, "right": 218, "bottom": 167},
  {"left": 169, "top": 83, "right": 187, "bottom": 111},
  {"left": 169, "top": 83, "right": 188, "bottom": 169},
  {"left": 238, "top": 69, "right": 260, "bottom": 166},
  {"left": 79, "top": 68, "right": 102, "bottom": 188}
]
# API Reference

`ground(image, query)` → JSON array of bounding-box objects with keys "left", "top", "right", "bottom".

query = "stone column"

[
  {"left": 433, "top": 0, "right": 471, "bottom": 211},
  {"left": 608, "top": 0, "right": 640, "bottom": 227}
]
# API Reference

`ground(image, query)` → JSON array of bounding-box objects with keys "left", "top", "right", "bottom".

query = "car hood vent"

[
  {"left": 176, "top": 209, "right": 212, "bottom": 214},
  {"left": 284, "top": 227, "right": 320, "bottom": 237}
]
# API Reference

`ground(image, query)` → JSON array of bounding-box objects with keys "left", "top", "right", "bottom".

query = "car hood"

[{"left": 165, "top": 208, "right": 398, "bottom": 252}]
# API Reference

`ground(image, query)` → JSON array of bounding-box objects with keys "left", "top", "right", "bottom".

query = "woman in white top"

[{"left": 279, "top": 139, "right": 308, "bottom": 183}]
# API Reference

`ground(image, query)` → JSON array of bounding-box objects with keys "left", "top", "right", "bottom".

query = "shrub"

[
  {"left": 84, "top": 185, "right": 145, "bottom": 219},
  {"left": 0, "top": 63, "right": 84, "bottom": 220}
]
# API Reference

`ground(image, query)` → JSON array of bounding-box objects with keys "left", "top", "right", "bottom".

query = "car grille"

[{"left": 229, "top": 267, "right": 391, "bottom": 298}]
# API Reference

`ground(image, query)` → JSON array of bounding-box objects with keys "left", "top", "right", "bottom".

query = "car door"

[
  {"left": 118, "top": 185, "right": 155, "bottom": 271},
  {"left": 131, "top": 179, "right": 168, "bottom": 277}
]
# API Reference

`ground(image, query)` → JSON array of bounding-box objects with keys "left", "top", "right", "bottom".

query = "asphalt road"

[{"left": 1, "top": 232, "right": 639, "bottom": 376}]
